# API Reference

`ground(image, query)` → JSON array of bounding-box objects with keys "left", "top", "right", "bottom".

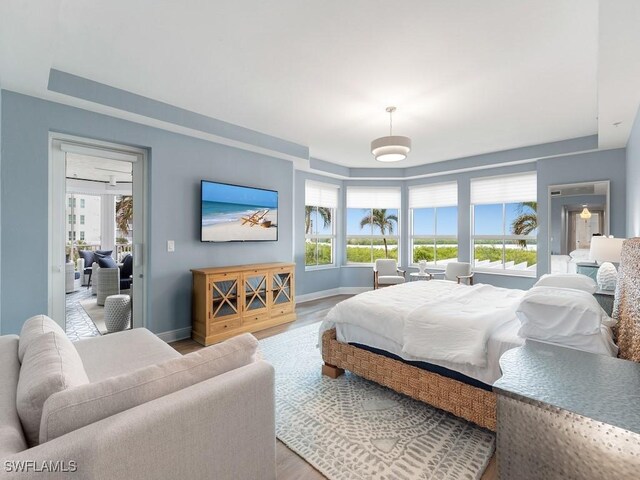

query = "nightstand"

[
  {"left": 576, "top": 262, "right": 599, "bottom": 282},
  {"left": 593, "top": 288, "right": 615, "bottom": 316}
]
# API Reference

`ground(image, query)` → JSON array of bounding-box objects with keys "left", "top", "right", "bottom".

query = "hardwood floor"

[{"left": 170, "top": 295, "right": 497, "bottom": 480}]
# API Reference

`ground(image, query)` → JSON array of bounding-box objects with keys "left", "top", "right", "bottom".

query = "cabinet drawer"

[
  {"left": 209, "top": 317, "right": 242, "bottom": 335},
  {"left": 272, "top": 304, "right": 293, "bottom": 316},
  {"left": 243, "top": 312, "right": 268, "bottom": 325}
]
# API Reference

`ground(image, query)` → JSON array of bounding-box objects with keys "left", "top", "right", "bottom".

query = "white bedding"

[
  {"left": 320, "top": 280, "right": 617, "bottom": 385},
  {"left": 403, "top": 283, "right": 524, "bottom": 367}
]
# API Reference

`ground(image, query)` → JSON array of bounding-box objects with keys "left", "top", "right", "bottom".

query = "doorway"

[{"left": 49, "top": 135, "right": 147, "bottom": 339}]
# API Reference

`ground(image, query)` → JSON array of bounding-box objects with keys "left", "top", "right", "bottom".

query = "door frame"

[{"left": 48, "top": 133, "right": 149, "bottom": 330}]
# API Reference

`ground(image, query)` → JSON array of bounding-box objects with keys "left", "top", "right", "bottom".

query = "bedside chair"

[
  {"left": 373, "top": 259, "right": 406, "bottom": 289},
  {"left": 431, "top": 261, "right": 474, "bottom": 285}
]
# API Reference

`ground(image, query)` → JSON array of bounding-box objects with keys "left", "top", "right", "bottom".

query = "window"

[
  {"left": 68, "top": 214, "right": 76, "bottom": 224},
  {"left": 409, "top": 182, "right": 458, "bottom": 266},
  {"left": 305, "top": 181, "right": 338, "bottom": 267},
  {"left": 68, "top": 196, "right": 76, "bottom": 208},
  {"left": 80, "top": 198, "right": 85, "bottom": 208},
  {"left": 80, "top": 215, "right": 85, "bottom": 225},
  {"left": 471, "top": 172, "right": 537, "bottom": 275},
  {"left": 68, "top": 231, "right": 76, "bottom": 241},
  {"left": 346, "top": 187, "right": 401, "bottom": 264},
  {"left": 80, "top": 231, "right": 85, "bottom": 241}
]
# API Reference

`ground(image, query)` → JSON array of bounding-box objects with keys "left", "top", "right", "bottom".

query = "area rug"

[
  {"left": 79, "top": 298, "right": 108, "bottom": 334},
  {"left": 259, "top": 324, "right": 495, "bottom": 480}
]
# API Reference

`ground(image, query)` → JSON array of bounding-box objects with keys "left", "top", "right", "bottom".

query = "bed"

[{"left": 321, "top": 241, "right": 640, "bottom": 431}]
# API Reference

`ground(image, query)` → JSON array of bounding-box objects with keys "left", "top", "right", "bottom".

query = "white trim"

[
  {"left": 296, "top": 286, "right": 371, "bottom": 304},
  {"left": 156, "top": 327, "right": 192, "bottom": 343}
]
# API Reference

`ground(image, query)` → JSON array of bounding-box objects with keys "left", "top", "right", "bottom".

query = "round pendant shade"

[{"left": 371, "top": 135, "right": 412, "bottom": 162}]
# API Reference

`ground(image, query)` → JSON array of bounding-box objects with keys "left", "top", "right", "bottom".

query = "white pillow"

[
  {"left": 516, "top": 286, "right": 614, "bottom": 342},
  {"left": 534, "top": 273, "right": 597, "bottom": 294},
  {"left": 569, "top": 249, "right": 590, "bottom": 261},
  {"left": 16, "top": 331, "right": 89, "bottom": 447}
]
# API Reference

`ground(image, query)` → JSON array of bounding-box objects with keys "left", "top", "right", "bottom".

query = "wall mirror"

[{"left": 548, "top": 180, "right": 610, "bottom": 274}]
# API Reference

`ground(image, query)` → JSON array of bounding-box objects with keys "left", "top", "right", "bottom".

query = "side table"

[
  {"left": 409, "top": 272, "right": 432, "bottom": 281},
  {"left": 593, "top": 288, "right": 615, "bottom": 316}
]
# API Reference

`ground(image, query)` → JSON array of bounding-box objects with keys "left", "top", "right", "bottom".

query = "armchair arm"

[
  {"left": 397, "top": 268, "right": 406, "bottom": 278},
  {"left": 456, "top": 273, "right": 474, "bottom": 285},
  {"left": 0, "top": 361, "right": 276, "bottom": 480}
]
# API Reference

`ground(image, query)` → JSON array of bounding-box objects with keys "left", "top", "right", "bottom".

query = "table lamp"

[{"left": 589, "top": 237, "right": 625, "bottom": 290}]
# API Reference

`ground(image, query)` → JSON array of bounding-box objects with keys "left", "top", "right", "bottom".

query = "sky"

[
  {"left": 202, "top": 181, "right": 278, "bottom": 208},
  {"left": 320, "top": 203, "right": 538, "bottom": 237}
]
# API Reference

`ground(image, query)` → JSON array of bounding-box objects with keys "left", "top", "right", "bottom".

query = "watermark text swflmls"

[{"left": 4, "top": 460, "right": 78, "bottom": 473}]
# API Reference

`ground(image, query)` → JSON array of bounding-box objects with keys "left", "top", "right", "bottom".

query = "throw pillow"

[
  {"left": 17, "top": 331, "right": 89, "bottom": 446},
  {"left": 18, "top": 315, "right": 66, "bottom": 363}
]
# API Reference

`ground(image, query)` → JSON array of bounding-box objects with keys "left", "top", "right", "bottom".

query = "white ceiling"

[{"left": 1, "top": 1, "right": 639, "bottom": 168}]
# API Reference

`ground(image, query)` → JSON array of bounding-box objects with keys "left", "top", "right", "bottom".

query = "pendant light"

[
  {"left": 371, "top": 106, "right": 412, "bottom": 162},
  {"left": 580, "top": 205, "right": 591, "bottom": 220}
]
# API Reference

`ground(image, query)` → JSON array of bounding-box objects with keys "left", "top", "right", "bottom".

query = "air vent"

[{"left": 550, "top": 190, "right": 562, "bottom": 196}]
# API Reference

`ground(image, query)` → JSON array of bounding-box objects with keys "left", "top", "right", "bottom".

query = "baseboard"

[
  {"left": 296, "top": 286, "right": 371, "bottom": 304},
  {"left": 156, "top": 326, "right": 191, "bottom": 343}
]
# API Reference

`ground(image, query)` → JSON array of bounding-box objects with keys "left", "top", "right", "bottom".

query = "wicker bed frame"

[{"left": 321, "top": 238, "right": 640, "bottom": 432}]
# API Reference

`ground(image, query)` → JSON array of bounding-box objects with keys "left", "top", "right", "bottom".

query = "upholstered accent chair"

[
  {"left": 0, "top": 315, "right": 276, "bottom": 480},
  {"left": 373, "top": 259, "right": 406, "bottom": 289},
  {"left": 432, "top": 261, "right": 474, "bottom": 285}
]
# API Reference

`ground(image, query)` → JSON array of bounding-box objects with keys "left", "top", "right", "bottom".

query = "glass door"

[
  {"left": 209, "top": 275, "right": 241, "bottom": 320},
  {"left": 271, "top": 269, "right": 293, "bottom": 310},
  {"left": 242, "top": 272, "right": 269, "bottom": 317}
]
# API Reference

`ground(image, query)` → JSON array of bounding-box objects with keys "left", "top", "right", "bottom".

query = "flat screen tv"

[{"left": 201, "top": 180, "right": 278, "bottom": 242}]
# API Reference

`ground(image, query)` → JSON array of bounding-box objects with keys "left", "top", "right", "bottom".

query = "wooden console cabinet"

[{"left": 191, "top": 262, "right": 296, "bottom": 346}]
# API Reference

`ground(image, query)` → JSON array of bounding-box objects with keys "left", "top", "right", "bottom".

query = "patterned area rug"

[{"left": 259, "top": 324, "right": 495, "bottom": 480}]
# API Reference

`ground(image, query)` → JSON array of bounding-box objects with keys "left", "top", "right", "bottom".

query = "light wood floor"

[{"left": 170, "top": 295, "right": 497, "bottom": 480}]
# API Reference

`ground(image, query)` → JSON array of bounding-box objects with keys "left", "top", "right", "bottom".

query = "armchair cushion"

[
  {"left": 18, "top": 314, "right": 66, "bottom": 363},
  {"left": 374, "top": 259, "right": 400, "bottom": 276},
  {"left": 377, "top": 275, "right": 406, "bottom": 285},
  {"left": 444, "top": 262, "right": 473, "bottom": 282},
  {"left": 0, "top": 335, "right": 27, "bottom": 457},
  {"left": 17, "top": 331, "right": 89, "bottom": 446},
  {"left": 40, "top": 333, "right": 259, "bottom": 443}
]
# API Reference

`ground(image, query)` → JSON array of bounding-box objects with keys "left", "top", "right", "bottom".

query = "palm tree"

[
  {"left": 305, "top": 206, "right": 332, "bottom": 235},
  {"left": 116, "top": 196, "right": 133, "bottom": 236},
  {"left": 360, "top": 209, "right": 398, "bottom": 257},
  {"left": 511, "top": 201, "right": 537, "bottom": 247}
]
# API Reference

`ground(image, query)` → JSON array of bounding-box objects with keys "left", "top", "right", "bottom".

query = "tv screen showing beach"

[{"left": 201, "top": 181, "right": 278, "bottom": 242}]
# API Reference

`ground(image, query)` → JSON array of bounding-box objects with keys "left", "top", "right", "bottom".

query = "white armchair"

[
  {"left": 431, "top": 262, "right": 474, "bottom": 285},
  {"left": 373, "top": 259, "right": 406, "bottom": 289}
]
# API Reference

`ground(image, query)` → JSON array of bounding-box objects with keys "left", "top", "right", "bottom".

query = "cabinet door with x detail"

[{"left": 241, "top": 270, "right": 269, "bottom": 320}]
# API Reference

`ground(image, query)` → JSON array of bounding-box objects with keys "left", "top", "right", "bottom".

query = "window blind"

[
  {"left": 470, "top": 172, "right": 537, "bottom": 204},
  {"left": 346, "top": 187, "right": 401, "bottom": 209},
  {"left": 409, "top": 182, "right": 458, "bottom": 208},
  {"left": 305, "top": 181, "right": 339, "bottom": 208}
]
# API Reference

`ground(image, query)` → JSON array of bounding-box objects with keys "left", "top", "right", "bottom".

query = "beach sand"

[{"left": 202, "top": 209, "right": 278, "bottom": 242}]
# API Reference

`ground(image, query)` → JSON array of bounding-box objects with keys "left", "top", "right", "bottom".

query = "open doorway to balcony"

[{"left": 49, "top": 135, "right": 147, "bottom": 340}]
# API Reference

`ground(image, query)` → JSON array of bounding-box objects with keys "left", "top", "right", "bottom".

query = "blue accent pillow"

[
  {"left": 97, "top": 255, "right": 117, "bottom": 269},
  {"left": 120, "top": 254, "right": 133, "bottom": 279},
  {"left": 78, "top": 250, "right": 95, "bottom": 269}
]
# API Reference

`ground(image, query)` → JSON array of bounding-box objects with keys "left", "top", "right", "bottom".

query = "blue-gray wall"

[
  {"left": 537, "top": 149, "right": 626, "bottom": 275},
  {"left": 0, "top": 91, "right": 293, "bottom": 335},
  {"left": 627, "top": 105, "right": 640, "bottom": 237}
]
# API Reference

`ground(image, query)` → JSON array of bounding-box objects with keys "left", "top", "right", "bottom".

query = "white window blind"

[
  {"left": 346, "top": 187, "right": 401, "bottom": 209},
  {"left": 305, "top": 181, "right": 339, "bottom": 208},
  {"left": 409, "top": 182, "right": 458, "bottom": 208},
  {"left": 470, "top": 172, "right": 537, "bottom": 204}
]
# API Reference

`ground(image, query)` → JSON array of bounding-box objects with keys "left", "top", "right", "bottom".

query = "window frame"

[
  {"left": 304, "top": 181, "right": 339, "bottom": 270},
  {"left": 409, "top": 206, "right": 458, "bottom": 267},
  {"left": 344, "top": 186, "right": 402, "bottom": 266},
  {"left": 471, "top": 202, "right": 537, "bottom": 277}
]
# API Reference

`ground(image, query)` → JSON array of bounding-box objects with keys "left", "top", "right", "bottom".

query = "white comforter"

[
  {"left": 403, "top": 283, "right": 524, "bottom": 366},
  {"left": 324, "top": 280, "right": 525, "bottom": 367}
]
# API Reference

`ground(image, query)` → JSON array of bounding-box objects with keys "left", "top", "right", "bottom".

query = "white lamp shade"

[
  {"left": 589, "top": 237, "right": 625, "bottom": 263},
  {"left": 371, "top": 136, "right": 411, "bottom": 162}
]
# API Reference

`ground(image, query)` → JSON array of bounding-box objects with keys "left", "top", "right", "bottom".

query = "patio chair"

[
  {"left": 96, "top": 266, "right": 121, "bottom": 306},
  {"left": 241, "top": 209, "right": 269, "bottom": 227}
]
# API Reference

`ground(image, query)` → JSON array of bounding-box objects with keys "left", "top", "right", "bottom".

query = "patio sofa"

[{"left": 0, "top": 315, "right": 276, "bottom": 480}]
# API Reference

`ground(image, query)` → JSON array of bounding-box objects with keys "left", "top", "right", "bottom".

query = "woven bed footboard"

[{"left": 321, "top": 328, "right": 497, "bottom": 431}]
